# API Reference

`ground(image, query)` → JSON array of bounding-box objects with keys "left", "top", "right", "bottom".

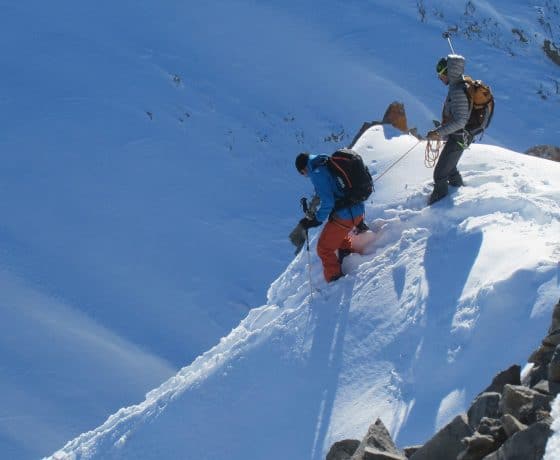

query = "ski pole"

[{"left": 300, "top": 197, "right": 315, "bottom": 301}]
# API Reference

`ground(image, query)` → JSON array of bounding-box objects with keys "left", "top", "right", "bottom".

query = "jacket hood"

[{"left": 446, "top": 54, "right": 465, "bottom": 84}]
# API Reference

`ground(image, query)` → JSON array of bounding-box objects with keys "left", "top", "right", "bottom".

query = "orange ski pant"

[{"left": 317, "top": 215, "right": 363, "bottom": 282}]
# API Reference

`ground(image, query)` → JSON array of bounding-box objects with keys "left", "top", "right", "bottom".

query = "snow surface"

[
  {"left": 545, "top": 395, "right": 560, "bottom": 460},
  {"left": 1, "top": 0, "right": 560, "bottom": 458},
  {"left": 48, "top": 126, "right": 560, "bottom": 459}
]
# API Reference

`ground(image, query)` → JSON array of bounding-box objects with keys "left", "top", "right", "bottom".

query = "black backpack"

[{"left": 327, "top": 148, "right": 373, "bottom": 210}]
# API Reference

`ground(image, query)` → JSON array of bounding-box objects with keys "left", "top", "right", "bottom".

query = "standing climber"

[{"left": 426, "top": 54, "right": 472, "bottom": 205}]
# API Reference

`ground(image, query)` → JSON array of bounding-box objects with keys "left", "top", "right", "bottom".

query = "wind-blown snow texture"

[
  {"left": 1, "top": 0, "right": 559, "bottom": 458},
  {"left": 50, "top": 127, "right": 560, "bottom": 459}
]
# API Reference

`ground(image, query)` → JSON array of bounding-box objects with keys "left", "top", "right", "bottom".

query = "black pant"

[{"left": 433, "top": 133, "right": 470, "bottom": 195}]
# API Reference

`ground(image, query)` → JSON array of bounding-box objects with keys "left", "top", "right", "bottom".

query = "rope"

[
  {"left": 424, "top": 139, "right": 443, "bottom": 168},
  {"left": 304, "top": 229, "right": 314, "bottom": 302},
  {"left": 373, "top": 140, "right": 421, "bottom": 184}
]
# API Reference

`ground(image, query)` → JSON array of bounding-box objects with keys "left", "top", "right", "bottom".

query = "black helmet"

[{"left": 436, "top": 57, "right": 448, "bottom": 75}]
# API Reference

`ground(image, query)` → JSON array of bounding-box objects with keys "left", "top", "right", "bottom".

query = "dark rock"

[
  {"left": 409, "top": 414, "right": 473, "bottom": 460},
  {"left": 477, "top": 417, "right": 500, "bottom": 436},
  {"left": 525, "top": 145, "right": 560, "bottom": 162},
  {"left": 543, "top": 40, "right": 560, "bottom": 67},
  {"left": 363, "top": 447, "right": 405, "bottom": 460},
  {"left": 528, "top": 344, "right": 555, "bottom": 366},
  {"left": 528, "top": 364, "right": 548, "bottom": 387},
  {"left": 479, "top": 418, "right": 507, "bottom": 444},
  {"left": 467, "top": 392, "right": 501, "bottom": 429},
  {"left": 402, "top": 446, "right": 421, "bottom": 458},
  {"left": 550, "top": 299, "right": 560, "bottom": 332},
  {"left": 531, "top": 380, "right": 551, "bottom": 394},
  {"left": 499, "top": 384, "right": 551, "bottom": 424},
  {"left": 479, "top": 417, "right": 501, "bottom": 427},
  {"left": 551, "top": 381, "right": 560, "bottom": 397},
  {"left": 518, "top": 406, "right": 544, "bottom": 426},
  {"left": 350, "top": 419, "right": 402, "bottom": 460},
  {"left": 500, "top": 414, "right": 527, "bottom": 437},
  {"left": 548, "top": 344, "right": 560, "bottom": 383},
  {"left": 535, "top": 410, "right": 553, "bottom": 424},
  {"left": 457, "top": 433, "right": 496, "bottom": 460},
  {"left": 542, "top": 329, "right": 560, "bottom": 347},
  {"left": 348, "top": 122, "right": 377, "bottom": 149},
  {"left": 482, "top": 365, "right": 521, "bottom": 394},
  {"left": 327, "top": 439, "right": 360, "bottom": 460},
  {"left": 530, "top": 379, "right": 560, "bottom": 398},
  {"left": 381, "top": 102, "right": 408, "bottom": 133},
  {"left": 482, "top": 420, "right": 552, "bottom": 460}
]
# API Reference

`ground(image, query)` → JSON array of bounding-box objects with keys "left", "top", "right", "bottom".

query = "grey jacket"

[{"left": 434, "top": 54, "right": 471, "bottom": 138}]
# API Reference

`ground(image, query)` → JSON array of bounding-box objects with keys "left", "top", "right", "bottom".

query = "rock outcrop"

[
  {"left": 326, "top": 298, "right": 560, "bottom": 460},
  {"left": 348, "top": 102, "right": 418, "bottom": 149},
  {"left": 350, "top": 418, "right": 405, "bottom": 460},
  {"left": 525, "top": 145, "right": 560, "bottom": 162}
]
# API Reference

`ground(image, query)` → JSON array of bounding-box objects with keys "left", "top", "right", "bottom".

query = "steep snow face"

[
  {"left": 2, "top": 1, "right": 560, "bottom": 458},
  {"left": 49, "top": 126, "right": 560, "bottom": 459}
]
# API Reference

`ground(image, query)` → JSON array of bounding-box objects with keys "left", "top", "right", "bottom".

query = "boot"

[
  {"left": 329, "top": 272, "right": 344, "bottom": 283},
  {"left": 355, "top": 220, "right": 370, "bottom": 234},
  {"left": 448, "top": 173, "right": 464, "bottom": 187},
  {"left": 338, "top": 249, "right": 352, "bottom": 264},
  {"left": 428, "top": 181, "right": 448, "bottom": 205}
]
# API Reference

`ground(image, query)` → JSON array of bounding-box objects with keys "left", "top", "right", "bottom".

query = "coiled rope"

[{"left": 424, "top": 139, "right": 443, "bottom": 168}]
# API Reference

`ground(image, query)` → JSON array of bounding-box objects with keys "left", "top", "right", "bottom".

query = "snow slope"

[
  {"left": 2, "top": 0, "right": 560, "bottom": 458},
  {"left": 545, "top": 396, "right": 560, "bottom": 459},
  {"left": 49, "top": 126, "right": 560, "bottom": 459}
]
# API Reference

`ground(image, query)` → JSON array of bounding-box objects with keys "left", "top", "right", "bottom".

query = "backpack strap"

[
  {"left": 461, "top": 76, "right": 475, "bottom": 113},
  {"left": 328, "top": 156, "right": 352, "bottom": 188}
]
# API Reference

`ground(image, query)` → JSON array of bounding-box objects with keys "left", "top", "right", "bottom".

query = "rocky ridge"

[
  {"left": 327, "top": 298, "right": 560, "bottom": 460},
  {"left": 525, "top": 145, "right": 560, "bottom": 162}
]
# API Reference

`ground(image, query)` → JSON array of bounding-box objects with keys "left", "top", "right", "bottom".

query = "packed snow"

[
  {"left": 1, "top": 0, "right": 560, "bottom": 458},
  {"left": 48, "top": 126, "right": 560, "bottom": 459},
  {"left": 545, "top": 396, "right": 560, "bottom": 459}
]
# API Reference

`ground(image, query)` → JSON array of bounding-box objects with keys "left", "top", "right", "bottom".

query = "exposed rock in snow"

[{"left": 526, "top": 145, "right": 560, "bottom": 162}]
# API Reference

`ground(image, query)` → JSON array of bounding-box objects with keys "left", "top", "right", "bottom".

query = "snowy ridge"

[
  {"left": 49, "top": 126, "right": 560, "bottom": 459},
  {"left": 4, "top": 1, "right": 560, "bottom": 457}
]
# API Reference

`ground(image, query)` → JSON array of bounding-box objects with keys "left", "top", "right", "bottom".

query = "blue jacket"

[{"left": 306, "top": 154, "right": 365, "bottom": 223}]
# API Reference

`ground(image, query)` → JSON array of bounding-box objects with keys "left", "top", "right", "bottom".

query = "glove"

[
  {"left": 426, "top": 130, "right": 441, "bottom": 140},
  {"left": 289, "top": 223, "right": 307, "bottom": 255},
  {"left": 299, "top": 217, "right": 322, "bottom": 230}
]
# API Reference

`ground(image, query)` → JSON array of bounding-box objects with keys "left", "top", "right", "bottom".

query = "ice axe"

[
  {"left": 442, "top": 29, "right": 457, "bottom": 54},
  {"left": 300, "top": 197, "right": 315, "bottom": 301}
]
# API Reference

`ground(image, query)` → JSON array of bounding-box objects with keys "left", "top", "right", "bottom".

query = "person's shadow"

[
  {"left": 305, "top": 279, "right": 355, "bottom": 460},
  {"left": 396, "top": 227, "right": 483, "bottom": 446}
]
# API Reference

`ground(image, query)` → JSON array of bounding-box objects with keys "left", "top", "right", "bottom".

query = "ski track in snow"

[{"left": 48, "top": 127, "right": 560, "bottom": 459}]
